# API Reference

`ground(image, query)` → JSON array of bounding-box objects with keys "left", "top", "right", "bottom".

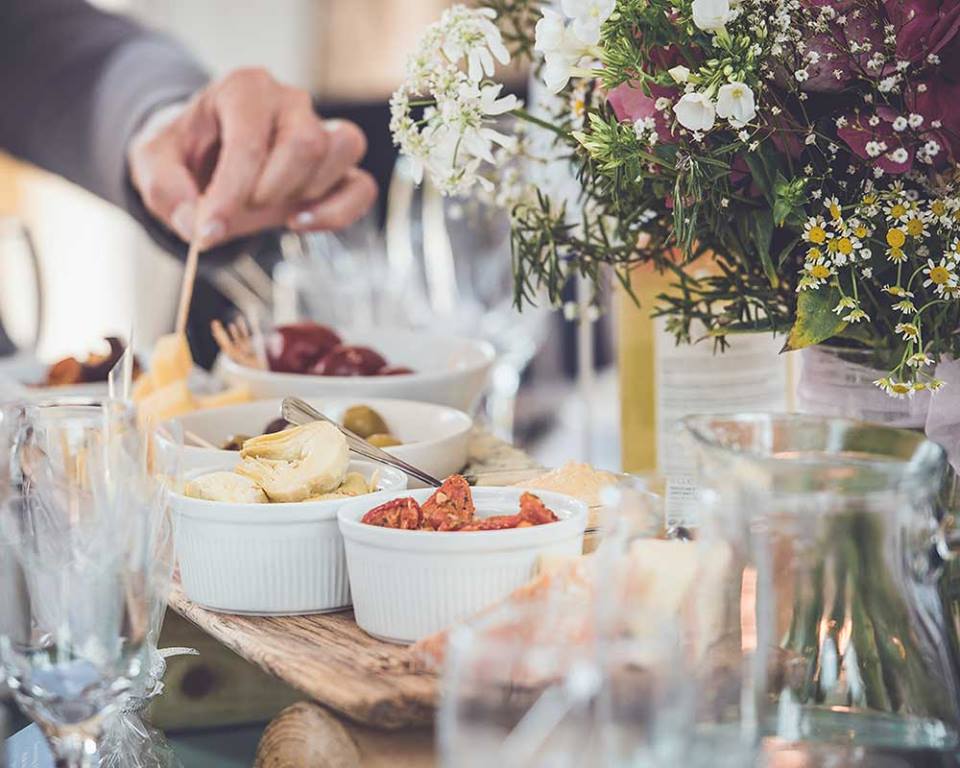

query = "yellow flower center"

[
  {"left": 829, "top": 203, "right": 841, "bottom": 220},
  {"left": 807, "top": 226, "right": 827, "bottom": 244},
  {"left": 906, "top": 218, "right": 924, "bottom": 236},
  {"left": 891, "top": 382, "right": 912, "bottom": 394},
  {"left": 806, "top": 247, "right": 822, "bottom": 261},
  {"left": 837, "top": 237, "right": 854, "bottom": 255},
  {"left": 827, "top": 239, "right": 838, "bottom": 253},
  {"left": 810, "top": 264, "right": 831, "bottom": 279},
  {"left": 854, "top": 226, "right": 869, "bottom": 238},
  {"left": 890, "top": 203, "right": 908, "bottom": 219},
  {"left": 863, "top": 193, "right": 878, "bottom": 205},
  {"left": 889, "top": 247, "right": 906, "bottom": 262},
  {"left": 886, "top": 228, "right": 906, "bottom": 248},
  {"left": 930, "top": 266, "right": 951, "bottom": 285},
  {"left": 932, "top": 201, "right": 946, "bottom": 216}
]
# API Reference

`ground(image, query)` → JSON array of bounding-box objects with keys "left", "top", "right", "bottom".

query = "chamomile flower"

[
  {"left": 843, "top": 308, "right": 869, "bottom": 323},
  {"left": 895, "top": 321, "right": 920, "bottom": 341},
  {"left": 922, "top": 258, "right": 958, "bottom": 295},
  {"left": 833, "top": 295, "right": 857, "bottom": 314},
  {"left": 885, "top": 227, "right": 907, "bottom": 249},
  {"left": 907, "top": 351, "right": 934, "bottom": 368},
  {"left": 885, "top": 199, "right": 911, "bottom": 223},
  {"left": 883, "top": 285, "right": 914, "bottom": 298},
  {"left": 904, "top": 214, "right": 930, "bottom": 238},
  {"left": 823, "top": 196, "right": 842, "bottom": 221},
  {"left": 803, "top": 216, "right": 828, "bottom": 245},
  {"left": 893, "top": 298, "right": 916, "bottom": 313},
  {"left": 874, "top": 377, "right": 914, "bottom": 398},
  {"left": 929, "top": 378, "right": 946, "bottom": 392}
]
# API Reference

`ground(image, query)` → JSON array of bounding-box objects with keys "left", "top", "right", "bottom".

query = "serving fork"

[{"left": 281, "top": 396, "right": 443, "bottom": 488}]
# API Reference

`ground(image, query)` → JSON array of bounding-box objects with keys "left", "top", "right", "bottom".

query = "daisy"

[
  {"left": 803, "top": 216, "right": 828, "bottom": 245},
  {"left": 922, "top": 258, "right": 958, "bottom": 295},
  {"left": 895, "top": 322, "right": 920, "bottom": 341}
]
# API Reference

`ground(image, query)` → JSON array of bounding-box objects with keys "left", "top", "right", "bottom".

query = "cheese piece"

[
  {"left": 137, "top": 380, "right": 196, "bottom": 424},
  {"left": 196, "top": 385, "right": 252, "bottom": 410},
  {"left": 149, "top": 333, "right": 193, "bottom": 389}
]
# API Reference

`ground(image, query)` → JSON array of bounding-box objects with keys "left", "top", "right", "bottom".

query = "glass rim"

[{"left": 681, "top": 411, "right": 946, "bottom": 481}]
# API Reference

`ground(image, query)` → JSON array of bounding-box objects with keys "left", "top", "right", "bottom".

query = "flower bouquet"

[{"left": 390, "top": 0, "right": 960, "bottom": 398}]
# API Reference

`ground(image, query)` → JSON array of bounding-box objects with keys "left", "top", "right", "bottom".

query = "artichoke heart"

[
  {"left": 185, "top": 471, "right": 268, "bottom": 504},
  {"left": 237, "top": 421, "right": 349, "bottom": 502}
]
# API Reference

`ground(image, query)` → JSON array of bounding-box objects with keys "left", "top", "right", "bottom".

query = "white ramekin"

[
  {"left": 172, "top": 460, "right": 407, "bottom": 615},
  {"left": 337, "top": 488, "right": 588, "bottom": 643}
]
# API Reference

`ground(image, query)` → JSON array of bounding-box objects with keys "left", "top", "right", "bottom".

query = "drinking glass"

[
  {"left": 0, "top": 397, "right": 164, "bottom": 767},
  {"left": 385, "top": 157, "right": 552, "bottom": 438}
]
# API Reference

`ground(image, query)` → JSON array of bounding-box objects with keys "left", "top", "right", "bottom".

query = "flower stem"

[{"left": 511, "top": 108, "right": 569, "bottom": 138}]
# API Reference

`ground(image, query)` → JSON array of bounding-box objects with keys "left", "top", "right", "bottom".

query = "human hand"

[{"left": 128, "top": 68, "right": 377, "bottom": 248}]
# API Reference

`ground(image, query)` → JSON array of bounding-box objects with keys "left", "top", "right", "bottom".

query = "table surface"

[{"left": 167, "top": 430, "right": 542, "bottom": 730}]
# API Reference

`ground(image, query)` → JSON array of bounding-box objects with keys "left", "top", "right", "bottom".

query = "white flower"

[
  {"left": 673, "top": 92, "right": 716, "bottom": 132},
  {"left": 439, "top": 7, "right": 510, "bottom": 83},
  {"left": 715, "top": 82, "right": 756, "bottom": 128},
  {"left": 692, "top": 0, "right": 734, "bottom": 32},
  {"left": 892, "top": 116, "right": 908, "bottom": 132},
  {"left": 561, "top": 0, "right": 615, "bottom": 46},
  {"left": 535, "top": 9, "right": 590, "bottom": 93},
  {"left": 668, "top": 65, "right": 691, "bottom": 83}
]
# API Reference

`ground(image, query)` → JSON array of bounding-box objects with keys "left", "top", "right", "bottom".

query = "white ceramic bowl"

[
  {"left": 167, "top": 397, "right": 473, "bottom": 484},
  {"left": 172, "top": 459, "right": 407, "bottom": 615},
  {"left": 217, "top": 327, "right": 495, "bottom": 412},
  {"left": 338, "top": 488, "right": 588, "bottom": 644}
]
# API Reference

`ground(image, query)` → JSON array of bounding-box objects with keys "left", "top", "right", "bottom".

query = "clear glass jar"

[
  {"left": 684, "top": 413, "right": 960, "bottom": 762},
  {"left": 797, "top": 346, "right": 930, "bottom": 428}
]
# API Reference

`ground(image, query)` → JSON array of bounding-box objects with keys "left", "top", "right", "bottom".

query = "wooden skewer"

[
  {"left": 184, "top": 429, "right": 218, "bottom": 449},
  {"left": 175, "top": 225, "right": 203, "bottom": 337}
]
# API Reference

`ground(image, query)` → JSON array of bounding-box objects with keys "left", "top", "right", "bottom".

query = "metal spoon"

[{"left": 281, "top": 396, "right": 443, "bottom": 488}]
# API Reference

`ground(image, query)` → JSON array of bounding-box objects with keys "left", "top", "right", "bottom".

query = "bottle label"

[{"left": 655, "top": 318, "right": 788, "bottom": 527}]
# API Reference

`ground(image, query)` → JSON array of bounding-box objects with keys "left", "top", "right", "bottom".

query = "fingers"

[
  {"left": 200, "top": 69, "right": 279, "bottom": 245},
  {"left": 128, "top": 140, "right": 201, "bottom": 241},
  {"left": 298, "top": 120, "right": 368, "bottom": 201},
  {"left": 287, "top": 168, "right": 378, "bottom": 232},
  {"left": 251, "top": 95, "right": 329, "bottom": 206}
]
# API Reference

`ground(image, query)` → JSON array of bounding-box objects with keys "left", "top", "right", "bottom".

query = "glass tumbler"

[{"left": 0, "top": 397, "right": 164, "bottom": 767}]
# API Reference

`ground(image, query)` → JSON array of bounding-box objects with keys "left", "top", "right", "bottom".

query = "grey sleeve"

[
  {"left": 0, "top": 0, "right": 209, "bottom": 210},
  {"left": 0, "top": 0, "right": 275, "bottom": 260}
]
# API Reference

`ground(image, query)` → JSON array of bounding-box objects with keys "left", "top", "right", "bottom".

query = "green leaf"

[
  {"left": 752, "top": 210, "right": 778, "bottom": 288},
  {"left": 743, "top": 152, "right": 774, "bottom": 205},
  {"left": 783, "top": 286, "right": 847, "bottom": 352},
  {"left": 772, "top": 172, "right": 807, "bottom": 228}
]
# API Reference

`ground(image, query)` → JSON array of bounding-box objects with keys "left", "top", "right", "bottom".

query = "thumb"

[{"left": 129, "top": 145, "right": 201, "bottom": 242}]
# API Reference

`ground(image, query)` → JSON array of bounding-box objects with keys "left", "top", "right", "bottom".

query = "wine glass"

[
  {"left": 0, "top": 397, "right": 163, "bottom": 767},
  {"left": 384, "top": 157, "right": 552, "bottom": 438}
]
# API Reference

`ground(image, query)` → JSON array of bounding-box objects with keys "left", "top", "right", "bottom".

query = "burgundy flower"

[
  {"left": 837, "top": 109, "right": 916, "bottom": 174},
  {"left": 884, "top": 0, "right": 960, "bottom": 63},
  {"left": 801, "top": 8, "right": 884, "bottom": 92},
  {"left": 908, "top": 76, "right": 960, "bottom": 161},
  {"left": 607, "top": 81, "right": 678, "bottom": 142}
]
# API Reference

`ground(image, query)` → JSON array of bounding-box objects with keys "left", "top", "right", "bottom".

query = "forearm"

[{"left": 0, "top": 0, "right": 207, "bottom": 209}]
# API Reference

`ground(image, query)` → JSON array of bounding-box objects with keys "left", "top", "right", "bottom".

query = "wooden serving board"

[
  {"left": 166, "top": 430, "right": 543, "bottom": 731},
  {"left": 167, "top": 583, "right": 435, "bottom": 729}
]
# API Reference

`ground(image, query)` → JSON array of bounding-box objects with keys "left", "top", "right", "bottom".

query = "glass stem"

[{"left": 41, "top": 722, "right": 101, "bottom": 768}]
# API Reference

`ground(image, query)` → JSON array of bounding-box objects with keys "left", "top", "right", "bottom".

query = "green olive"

[
  {"left": 222, "top": 435, "right": 251, "bottom": 451},
  {"left": 342, "top": 405, "right": 390, "bottom": 439},
  {"left": 367, "top": 433, "right": 402, "bottom": 448}
]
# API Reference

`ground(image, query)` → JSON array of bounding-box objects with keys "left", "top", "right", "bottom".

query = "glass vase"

[{"left": 685, "top": 413, "right": 960, "bottom": 764}]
